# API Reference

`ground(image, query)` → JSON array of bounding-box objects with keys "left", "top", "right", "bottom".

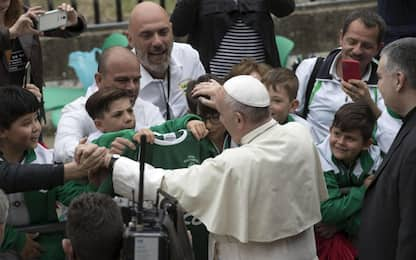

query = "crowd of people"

[{"left": 1, "top": 0, "right": 416, "bottom": 260}]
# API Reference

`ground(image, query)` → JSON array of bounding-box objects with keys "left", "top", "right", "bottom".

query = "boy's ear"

[
  {"left": 94, "top": 118, "right": 105, "bottom": 132},
  {"left": 289, "top": 99, "right": 299, "bottom": 113},
  {"left": 95, "top": 73, "right": 103, "bottom": 89},
  {"left": 362, "top": 138, "right": 372, "bottom": 150}
]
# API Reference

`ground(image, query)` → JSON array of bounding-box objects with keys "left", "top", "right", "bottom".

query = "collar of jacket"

[{"left": 316, "top": 48, "right": 379, "bottom": 85}]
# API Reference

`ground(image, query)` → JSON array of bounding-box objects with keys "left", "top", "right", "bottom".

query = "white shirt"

[
  {"left": 113, "top": 119, "right": 327, "bottom": 259},
  {"left": 139, "top": 42, "right": 206, "bottom": 119},
  {"left": 54, "top": 83, "right": 165, "bottom": 162},
  {"left": 296, "top": 53, "right": 401, "bottom": 152}
]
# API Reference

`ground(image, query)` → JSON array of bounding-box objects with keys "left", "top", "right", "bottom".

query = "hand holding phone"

[
  {"left": 36, "top": 9, "right": 68, "bottom": 31},
  {"left": 342, "top": 59, "right": 361, "bottom": 82}
]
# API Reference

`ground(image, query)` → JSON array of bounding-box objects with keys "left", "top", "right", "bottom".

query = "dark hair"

[
  {"left": 332, "top": 101, "right": 376, "bottom": 141},
  {"left": 225, "top": 58, "right": 271, "bottom": 81},
  {"left": 381, "top": 37, "right": 416, "bottom": 89},
  {"left": 85, "top": 87, "right": 133, "bottom": 119},
  {"left": 342, "top": 10, "right": 386, "bottom": 44},
  {"left": 85, "top": 87, "right": 133, "bottom": 120},
  {"left": 185, "top": 74, "right": 222, "bottom": 119},
  {"left": 66, "top": 193, "right": 124, "bottom": 260},
  {"left": 262, "top": 68, "right": 299, "bottom": 101},
  {"left": 0, "top": 86, "right": 40, "bottom": 129}
]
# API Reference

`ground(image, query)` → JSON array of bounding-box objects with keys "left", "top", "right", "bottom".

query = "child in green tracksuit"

[
  {"left": 316, "top": 102, "right": 383, "bottom": 244},
  {"left": 0, "top": 87, "right": 97, "bottom": 260}
]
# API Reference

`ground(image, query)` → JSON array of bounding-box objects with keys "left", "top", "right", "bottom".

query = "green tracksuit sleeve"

[
  {"left": 54, "top": 180, "right": 99, "bottom": 206},
  {"left": 1, "top": 224, "right": 26, "bottom": 253},
  {"left": 150, "top": 114, "right": 202, "bottom": 133},
  {"left": 320, "top": 171, "right": 366, "bottom": 228},
  {"left": 93, "top": 129, "right": 136, "bottom": 149}
]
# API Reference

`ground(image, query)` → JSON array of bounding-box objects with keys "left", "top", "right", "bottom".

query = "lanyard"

[{"left": 166, "top": 67, "right": 171, "bottom": 120}]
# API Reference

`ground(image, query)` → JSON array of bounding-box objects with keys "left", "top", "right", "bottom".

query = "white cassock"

[{"left": 112, "top": 119, "right": 328, "bottom": 260}]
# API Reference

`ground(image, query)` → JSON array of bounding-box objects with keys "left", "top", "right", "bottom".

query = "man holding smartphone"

[{"left": 295, "top": 10, "right": 401, "bottom": 153}]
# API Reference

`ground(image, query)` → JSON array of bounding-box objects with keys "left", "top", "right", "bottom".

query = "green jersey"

[{"left": 94, "top": 115, "right": 223, "bottom": 260}]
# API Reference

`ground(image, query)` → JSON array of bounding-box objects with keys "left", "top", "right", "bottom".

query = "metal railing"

[
  {"left": 22, "top": 0, "right": 345, "bottom": 27},
  {"left": 22, "top": 0, "right": 165, "bottom": 25}
]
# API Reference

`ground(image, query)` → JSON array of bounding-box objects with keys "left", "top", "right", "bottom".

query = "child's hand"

[
  {"left": 110, "top": 137, "right": 137, "bottom": 155},
  {"left": 20, "top": 233, "right": 41, "bottom": 260},
  {"left": 133, "top": 129, "right": 155, "bottom": 144},
  {"left": 363, "top": 174, "right": 376, "bottom": 188},
  {"left": 187, "top": 120, "right": 208, "bottom": 140}
]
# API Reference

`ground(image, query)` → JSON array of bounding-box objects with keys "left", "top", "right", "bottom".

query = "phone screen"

[{"left": 342, "top": 59, "right": 361, "bottom": 82}]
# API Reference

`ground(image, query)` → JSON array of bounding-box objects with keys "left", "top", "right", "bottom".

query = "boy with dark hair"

[
  {"left": 62, "top": 193, "right": 124, "bottom": 260},
  {"left": 262, "top": 68, "right": 318, "bottom": 142},
  {"left": 0, "top": 87, "right": 100, "bottom": 260},
  {"left": 315, "top": 101, "right": 383, "bottom": 259},
  {"left": 85, "top": 87, "right": 135, "bottom": 141}
]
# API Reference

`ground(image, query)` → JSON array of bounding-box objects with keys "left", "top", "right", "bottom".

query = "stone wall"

[{"left": 41, "top": 0, "right": 376, "bottom": 82}]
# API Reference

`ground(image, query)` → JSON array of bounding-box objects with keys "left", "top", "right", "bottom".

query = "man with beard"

[
  {"left": 295, "top": 10, "right": 401, "bottom": 152},
  {"left": 54, "top": 46, "right": 164, "bottom": 162},
  {"left": 128, "top": 2, "right": 206, "bottom": 120}
]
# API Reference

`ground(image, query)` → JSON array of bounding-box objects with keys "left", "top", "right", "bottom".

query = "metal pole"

[
  {"left": 47, "top": 0, "right": 54, "bottom": 10},
  {"left": 115, "top": 0, "right": 123, "bottom": 22},
  {"left": 70, "top": 0, "right": 78, "bottom": 10},
  {"left": 93, "top": 0, "right": 100, "bottom": 24}
]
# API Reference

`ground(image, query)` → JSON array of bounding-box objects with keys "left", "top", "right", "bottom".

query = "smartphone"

[
  {"left": 342, "top": 59, "right": 361, "bottom": 82},
  {"left": 36, "top": 9, "right": 68, "bottom": 31}
]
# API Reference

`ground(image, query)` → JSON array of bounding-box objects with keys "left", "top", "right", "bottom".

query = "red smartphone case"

[{"left": 342, "top": 59, "right": 361, "bottom": 81}]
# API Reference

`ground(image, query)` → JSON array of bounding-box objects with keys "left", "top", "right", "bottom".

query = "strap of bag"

[
  {"left": 301, "top": 57, "right": 324, "bottom": 118},
  {"left": 160, "top": 194, "right": 195, "bottom": 260}
]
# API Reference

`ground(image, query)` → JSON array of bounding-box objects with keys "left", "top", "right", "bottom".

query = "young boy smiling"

[
  {"left": 262, "top": 68, "right": 318, "bottom": 142},
  {"left": 315, "top": 102, "right": 383, "bottom": 258},
  {"left": 0, "top": 87, "right": 98, "bottom": 260}
]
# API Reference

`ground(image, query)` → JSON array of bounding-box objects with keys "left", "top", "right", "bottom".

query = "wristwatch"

[{"left": 108, "top": 154, "right": 121, "bottom": 171}]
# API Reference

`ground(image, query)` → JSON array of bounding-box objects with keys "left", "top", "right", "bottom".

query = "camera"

[
  {"left": 36, "top": 9, "right": 68, "bottom": 31},
  {"left": 118, "top": 136, "right": 195, "bottom": 260}
]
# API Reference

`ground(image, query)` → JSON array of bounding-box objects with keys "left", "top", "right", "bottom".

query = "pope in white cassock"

[{"left": 105, "top": 75, "right": 328, "bottom": 260}]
